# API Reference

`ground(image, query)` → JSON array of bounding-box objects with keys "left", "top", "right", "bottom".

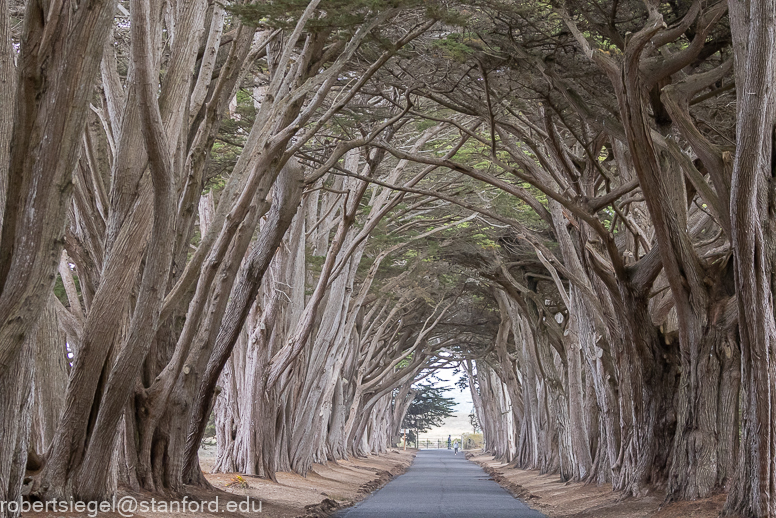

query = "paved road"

[{"left": 335, "top": 450, "right": 546, "bottom": 518}]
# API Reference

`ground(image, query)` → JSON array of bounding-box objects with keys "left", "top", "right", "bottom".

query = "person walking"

[
  {"left": 447, "top": 435, "right": 451, "bottom": 450},
  {"left": 454, "top": 440, "right": 459, "bottom": 455}
]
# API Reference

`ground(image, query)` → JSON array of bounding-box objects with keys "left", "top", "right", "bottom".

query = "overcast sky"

[{"left": 419, "top": 367, "right": 476, "bottom": 441}]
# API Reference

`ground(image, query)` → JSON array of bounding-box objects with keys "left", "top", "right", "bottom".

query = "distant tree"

[
  {"left": 468, "top": 410, "right": 481, "bottom": 434},
  {"left": 401, "top": 384, "right": 456, "bottom": 446}
]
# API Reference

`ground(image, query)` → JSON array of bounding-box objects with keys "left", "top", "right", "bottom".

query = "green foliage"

[
  {"left": 396, "top": 352, "right": 414, "bottom": 369},
  {"left": 401, "top": 383, "right": 456, "bottom": 434},
  {"left": 227, "top": 0, "right": 467, "bottom": 38},
  {"left": 53, "top": 275, "right": 68, "bottom": 306},
  {"left": 306, "top": 248, "right": 327, "bottom": 271},
  {"left": 205, "top": 88, "right": 258, "bottom": 194},
  {"left": 461, "top": 432, "right": 483, "bottom": 449},
  {"left": 413, "top": 118, "right": 439, "bottom": 132},
  {"left": 230, "top": 0, "right": 419, "bottom": 31},
  {"left": 203, "top": 411, "right": 216, "bottom": 440},
  {"left": 489, "top": 190, "right": 547, "bottom": 231},
  {"left": 53, "top": 271, "right": 82, "bottom": 308},
  {"left": 432, "top": 33, "right": 477, "bottom": 62}
]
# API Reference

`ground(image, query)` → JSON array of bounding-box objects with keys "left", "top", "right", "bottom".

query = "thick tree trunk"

[
  {"left": 0, "top": 0, "right": 12, "bottom": 230},
  {"left": 565, "top": 288, "right": 593, "bottom": 481},
  {"left": 180, "top": 161, "right": 304, "bottom": 482},
  {"left": 71, "top": 0, "right": 179, "bottom": 497},
  {"left": 609, "top": 284, "right": 678, "bottom": 496},
  {"left": 724, "top": 1, "right": 776, "bottom": 515},
  {"left": 667, "top": 284, "right": 740, "bottom": 500},
  {"left": 0, "top": 340, "right": 32, "bottom": 518},
  {"left": 491, "top": 293, "right": 525, "bottom": 464},
  {"left": 0, "top": 0, "right": 117, "bottom": 507},
  {"left": 30, "top": 296, "right": 68, "bottom": 459},
  {"left": 0, "top": 0, "right": 117, "bottom": 375}
]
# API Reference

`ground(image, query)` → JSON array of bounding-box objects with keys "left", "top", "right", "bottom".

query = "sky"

[{"left": 419, "top": 367, "right": 477, "bottom": 441}]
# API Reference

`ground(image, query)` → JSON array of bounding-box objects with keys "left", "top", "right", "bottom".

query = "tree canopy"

[
  {"left": 401, "top": 384, "right": 457, "bottom": 436},
  {"left": 1, "top": 1, "right": 776, "bottom": 517}
]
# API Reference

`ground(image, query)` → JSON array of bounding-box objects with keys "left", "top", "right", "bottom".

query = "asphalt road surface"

[{"left": 335, "top": 450, "right": 546, "bottom": 518}]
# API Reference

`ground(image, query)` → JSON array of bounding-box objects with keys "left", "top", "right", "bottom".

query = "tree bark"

[
  {"left": 724, "top": 1, "right": 776, "bottom": 515},
  {"left": 0, "top": 0, "right": 118, "bottom": 374}
]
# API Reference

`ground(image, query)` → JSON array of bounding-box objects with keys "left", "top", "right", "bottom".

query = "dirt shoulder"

[
  {"left": 202, "top": 448, "right": 415, "bottom": 518},
  {"left": 468, "top": 453, "right": 730, "bottom": 518},
  {"left": 23, "top": 449, "right": 415, "bottom": 518}
]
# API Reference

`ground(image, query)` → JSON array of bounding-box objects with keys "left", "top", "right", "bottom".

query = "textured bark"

[
  {"left": 0, "top": 0, "right": 117, "bottom": 509},
  {"left": 0, "top": 0, "right": 117, "bottom": 374},
  {"left": 41, "top": 186, "right": 152, "bottom": 500},
  {"left": 724, "top": 2, "right": 776, "bottom": 515},
  {"left": 2, "top": 2, "right": 766, "bottom": 514},
  {"left": 182, "top": 161, "right": 304, "bottom": 480},
  {"left": 71, "top": 0, "right": 178, "bottom": 498},
  {"left": 0, "top": 343, "right": 32, "bottom": 518},
  {"left": 565, "top": 288, "right": 593, "bottom": 481},
  {"left": 30, "top": 296, "right": 68, "bottom": 458},
  {"left": 490, "top": 292, "right": 523, "bottom": 465},
  {"left": 554, "top": 5, "right": 734, "bottom": 498},
  {"left": 58, "top": 252, "right": 84, "bottom": 325},
  {"left": 0, "top": 0, "right": 12, "bottom": 231}
]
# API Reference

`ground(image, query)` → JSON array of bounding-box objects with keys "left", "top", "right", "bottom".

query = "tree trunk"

[
  {"left": 0, "top": 338, "right": 33, "bottom": 518},
  {"left": 565, "top": 287, "right": 594, "bottom": 481},
  {"left": 30, "top": 296, "right": 68, "bottom": 459},
  {"left": 0, "top": 0, "right": 117, "bottom": 375},
  {"left": 0, "top": 0, "right": 117, "bottom": 507},
  {"left": 724, "top": 1, "right": 776, "bottom": 515}
]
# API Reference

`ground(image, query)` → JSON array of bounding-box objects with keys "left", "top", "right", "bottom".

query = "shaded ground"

[
  {"left": 23, "top": 448, "right": 414, "bottom": 518},
  {"left": 335, "top": 449, "right": 545, "bottom": 518},
  {"left": 469, "top": 453, "right": 733, "bottom": 518}
]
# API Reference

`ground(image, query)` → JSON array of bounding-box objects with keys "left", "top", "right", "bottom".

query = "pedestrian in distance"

[
  {"left": 454, "top": 440, "right": 459, "bottom": 455},
  {"left": 448, "top": 435, "right": 451, "bottom": 450}
]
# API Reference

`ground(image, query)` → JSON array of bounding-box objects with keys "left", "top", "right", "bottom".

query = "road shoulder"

[
  {"left": 467, "top": 453, "right": 726, "bottom": 518},
  {"left": 203, "top": 449, "right": 416, "bottom": 518}
]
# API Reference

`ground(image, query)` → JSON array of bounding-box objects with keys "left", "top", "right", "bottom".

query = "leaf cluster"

[
  {"left": 401, "top": 383, "right": 457, "bottom": 434},
  {"left": 229, "top": 0, "right": 422, "bottom": 32}
]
